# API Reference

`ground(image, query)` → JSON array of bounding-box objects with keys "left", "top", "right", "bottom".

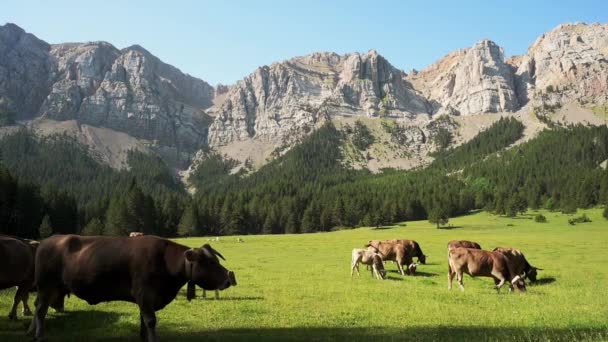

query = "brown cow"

[
  {"left": 447, "top": 240, "right": 482, "bottom": 251},
  {"left": 0, "top": 236, "right": 38, "bottom": 319},
  {"left": 397, "top": 239, "right": 427, "bottom": 264},
  {"left": 365, "top": 240, "right": 415, "bottom": 275},
  {"left": 448, "top": 247, "right": 525, "bottom": 293},
  {"left": 492, "top": 247, "right": 542, "bottom": 282},
  {"left": 129, "top": 232, "right": 144, "bottom": 237},
  {"left": 28, "top": 235, "right": 236, "bottom": 341}
]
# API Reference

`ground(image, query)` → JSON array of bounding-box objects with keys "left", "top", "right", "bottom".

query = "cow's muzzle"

[{"left": 220, "top": 271, "right": 237, "bottom": 290}]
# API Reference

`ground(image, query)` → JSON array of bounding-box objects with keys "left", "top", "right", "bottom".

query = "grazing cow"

[
  {"left": 448, "top": 247, "right": 525, "bottom": 293},
  {"left": 396, "top": 239, "right": 427, "bottom": 264},
  {"left": 447, "top": 240, "right": 482, "bottom": 251},
  {"left": 129, "top": 232, "right": 144, "bottom": 237},
  {"left": 365, "top": 240, "right": 414, "bottom": 275},
  {"left": 29, "top": 235, "right": 236, "bottom": 342},
  {"left": 492, "top": 247, "right": 542, "bottom": 282},
  {"left": 351, "top": 248, "right": 386, "bottom": 280},
  {"left": 0, "top": 236, "right": 38, "bottom": 319}
]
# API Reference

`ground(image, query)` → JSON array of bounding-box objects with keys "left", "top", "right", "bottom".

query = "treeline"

[
  {"left": 3, "top": 118, "right": 608, "bottom": 239},
  {"left": 0, "top": 128, "right": 187, "bottom": 238},
  {"left": 182, "top": 119, "right": 608, "bottom": 236}
]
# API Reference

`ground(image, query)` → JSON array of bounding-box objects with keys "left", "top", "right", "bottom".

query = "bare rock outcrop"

[
  {"left": 207, "top": 50, "right": 430, "bottom": 147},
  {"left": 515, "top": 22, "right": 608, "bottom": 106},
  {"left": 409, "top": 40, "right": 519, "bottom": 116}
]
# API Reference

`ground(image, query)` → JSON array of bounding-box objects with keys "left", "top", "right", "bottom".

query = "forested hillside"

[{"left": 2, "top": 119, "right": 608, "bottom": 239}]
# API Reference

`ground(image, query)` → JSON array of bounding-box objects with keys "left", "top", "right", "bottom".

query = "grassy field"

[{"left": 1, "top": 209, "right": 607, "bottom": 341}]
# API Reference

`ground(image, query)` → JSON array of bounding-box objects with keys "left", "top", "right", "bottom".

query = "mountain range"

[{"left": 1, "top": 22, "right": 608, "bottom": 181}]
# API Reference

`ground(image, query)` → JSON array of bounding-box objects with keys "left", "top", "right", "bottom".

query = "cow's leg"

[
  {"left": 350, "top": 262, "right": 356, "bottom": 277},
  {"left": 202, "top": 289, "right": 207, "bottom": 299},
  {"left": 22, "top": 288, "right": 32, "bottom": 316},
  {"left": 29, "top": 289, "right": 51, "bottom": 340},
  {"left": 214, "top": 290, "right": 219, "bottom": 300},
  {"left": 139, "top": 308, "right": 157, "bottom": 342},
  {"left": 448, "top": 266, "right": 455, "bottom": 290},
  {"left": 397, "top": 260, "right": 405, "bottom": 276},
  {"left": 9, "top": 286, "right": 24, "bottom": 319},
  {"left": 457, "top": 271, "right": 465, "bottom": 291}
]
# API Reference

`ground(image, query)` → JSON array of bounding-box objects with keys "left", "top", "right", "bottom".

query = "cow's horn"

[
  {"left": 535, "top": 267, "right": 544, "bottom": 271},
  {"left": 203, "top": 244, "right": 226, "bottom": 260},
  {"left": 512, "top": 275, "right": 521, "bottom": 283}
]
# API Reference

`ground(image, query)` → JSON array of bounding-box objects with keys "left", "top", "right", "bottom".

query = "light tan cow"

[
  {"left": 448, "top": 247, "right": 526, "bottom": 293},
  {"left": 129, "top": 232, "right": 144, "bottom": 237},
  {"left": 351, "top": 248, "right": 386, "bottom": 280}
]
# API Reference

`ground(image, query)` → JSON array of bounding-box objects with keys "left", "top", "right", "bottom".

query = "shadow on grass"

[
  {"left": 532, "top": 277, "right": 556, "bottom": 286},
  {"left": 412, "top": 271, "right": 439, "bottom": 278},
  {"left": 201, "top": 296, "right": 264, "bottom": 301},
  {"left": 57, "top": 326, "right": 607, "bottom": 342},
  {"left": 437, "top": 225, "right": 463, "bottom": 230},
  {"left": 371, "top": 226, "right": 393, "bottom": 230}
]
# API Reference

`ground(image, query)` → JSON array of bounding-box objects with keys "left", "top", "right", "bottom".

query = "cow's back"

[
  {"left": 36, "top": 235, "right": 175, "bottom": 305},
  {"left": 0, "top": 236, "right": 35, "bottom": 288}
]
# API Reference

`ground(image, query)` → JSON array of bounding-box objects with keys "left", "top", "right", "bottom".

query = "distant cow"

[
  {"left": 0, "top": 236, "right": 38, "bottom": 319},
  {"left": 129, "top": 232, "right": 144, "bottom": 237},
  {"left": 447, "top": 240, "right": 482, "bottom": 251},
  {"left": 492, "top": 247, "right": 542, "bottom": 282},
  {"left": 365, "top": 240, "right": 415, "bottom": 275},
  {"left": 448, "top": 247, "right": 525, "bottom": 293},
  {"left": 351, "top": 248, "right": 386, "bottom": 280},
  {"left": 28, "top": 235, "right": 236, "bottom": 341}
]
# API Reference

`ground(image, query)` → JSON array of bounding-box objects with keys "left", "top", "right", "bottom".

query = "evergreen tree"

[
  {"left": 82, "top": 218, "right": 104, "bottom": 236},
  {"left": 39, "top": 214, "right": 53, "bottom": 239}
]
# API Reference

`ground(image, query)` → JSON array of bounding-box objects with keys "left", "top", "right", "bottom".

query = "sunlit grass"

[{"left": 1, "top": 209, "right": 607, "bottom": 341}]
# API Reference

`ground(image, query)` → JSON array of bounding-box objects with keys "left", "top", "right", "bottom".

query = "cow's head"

[
  {"left": 418, "top": 254, "right": 427, "bottom": 264},
  {"left": 511, "top": 275, "right": 526, "bottom": 292},
  {"left": 184, "top": 244, "right": 236, "bottom": 301},
  {"left": 525, "top": 267, "right": 542, "bottom": 282},
  {"left": 408, "top": 263, "right": 418, "bottom": 275}
]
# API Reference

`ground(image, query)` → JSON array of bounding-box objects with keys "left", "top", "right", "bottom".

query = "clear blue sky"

[{"left": 2, "top": 0, "right": 607, "bottom": 86}]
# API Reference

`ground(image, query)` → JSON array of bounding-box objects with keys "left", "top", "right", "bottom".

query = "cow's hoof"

[{"left": 8, "top": 312, "right": 17, "bottom": 320}]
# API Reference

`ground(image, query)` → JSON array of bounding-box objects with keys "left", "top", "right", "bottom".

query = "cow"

[
  {"left": 397, "top": 239, "right": 427, "bottom": 264},
  {"left": 351, "top": 248, "right": 386, "bottom": 280},
  {"left": 129, "top": 232, "right": 144, "bottom": 237},
  {"left": 0, "top": 236, "right": 38, "bottom": 319},
  {"left": 28, "top": 235, "right": 236, "bottom": 342},
  {"left": 365, "top": 240, "right": 415, "bottom": 275},
  {"left": 447, "top": 240, "right": 482, "bottom": 251},
  {"left": 448, "top": 247, "right": 525, "bottom": 293},
  {"left": 492, "top": 247, "right": 542, "bottom": 282}
]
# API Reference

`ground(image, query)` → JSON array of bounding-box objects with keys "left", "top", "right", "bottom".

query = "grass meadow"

[{"left": 1, "top": 209, "right": 607, "bottom": 341}]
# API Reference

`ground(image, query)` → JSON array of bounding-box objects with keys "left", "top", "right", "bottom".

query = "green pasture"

[{"left": 1, "top": 209, "right": 607, "bottom": 341}]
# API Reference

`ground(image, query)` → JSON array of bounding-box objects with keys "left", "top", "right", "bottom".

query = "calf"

[
  {"left": 29, "top": 235, "right": 236, "bottom": 341},
  {"left": 492, "top": 247, "right": 542, "bottom": 282},
  {"left": 351, "top": 248, "right": 386, "bottom": 280},
  {"left": 448, "top": 247, "right": 525, "bottom": 293},
  {"left": 0, "top": 236, "right": 38, "bottom": 319}
]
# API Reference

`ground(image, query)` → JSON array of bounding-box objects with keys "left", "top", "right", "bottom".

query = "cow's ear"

[{"left": 184, "top": 249, "right": 199, "bottom": 262}]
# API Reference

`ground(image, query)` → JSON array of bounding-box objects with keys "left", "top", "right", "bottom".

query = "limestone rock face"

[
  {"left": 0, "top": 23, "right": 215, "bottom": 150},
  {"left": 515, "top": 22, "right": 608, "bottom": 105},
  {"left": 409, "top": 40, "right": 519, "bottom": 116},
  {"left": 0, "top": 23, "right": 53, "bottom": 119},
  {"left": 207, "top": 50, "right": 431, "bottom": 147}
]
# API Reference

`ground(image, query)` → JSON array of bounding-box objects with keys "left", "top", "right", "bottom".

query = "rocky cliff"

[
  {"left": 0, "top": 23, "right": 215, "bottom": 151},
  {"left": 2, "top": 22, "right": 608, "bottom": 171}
]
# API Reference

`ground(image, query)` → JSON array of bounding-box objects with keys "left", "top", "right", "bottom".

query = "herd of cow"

[
  {"left": 2, "top": 233, "right": 542, "bottom": 341},
  {"left": 0, "top": 234, "right": 236, "bottom": 341},
  {"left": 351, "top": 239, "right": 542, "bottom": 293}
]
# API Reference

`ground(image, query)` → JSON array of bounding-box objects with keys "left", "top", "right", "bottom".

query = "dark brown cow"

[
  {"left": 0, "top": 236, "right": 38, "bottom": 319},
  {"left": 397, "top": 239, "right": 427, "bottom": 264},
  {"left": 28, "top": 235, "right": 236, "bottom": 341},
  {"left": 492, "top": 247, "right": 542, "bottom": 282},
  {"left": 448, "top": 247, "right": 525, "bottom": 293},
  {"left": 365, "top": 240, "right": 414, "bottom": 275},
  {"left": 447, "top": 240, "right": 482, "bottom": 251}
]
